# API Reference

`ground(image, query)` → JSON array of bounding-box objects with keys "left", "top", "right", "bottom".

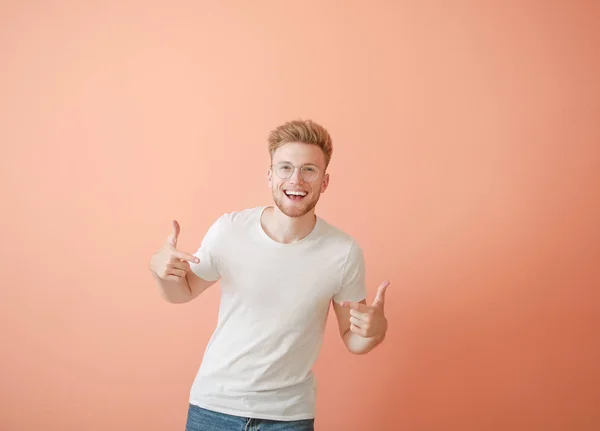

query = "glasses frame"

[{"left": 271, "top": 162, "right": 322, "bottom": 182}]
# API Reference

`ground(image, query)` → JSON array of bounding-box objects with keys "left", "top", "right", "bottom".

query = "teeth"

[{"left": 285, "top": 190, "right": 307, "bottom": 196}]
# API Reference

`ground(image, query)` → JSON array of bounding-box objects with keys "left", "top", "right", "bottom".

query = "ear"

[
  {"left": 267, "top": 167, "right": 273, "bottom": 188},
  {"left": 320, "top": 172, "right": 330, "bottom": 193}
]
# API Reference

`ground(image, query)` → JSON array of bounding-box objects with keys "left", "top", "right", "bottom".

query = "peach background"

[{"left": 1, "top": 1, "right": 599, "bottom": 430}]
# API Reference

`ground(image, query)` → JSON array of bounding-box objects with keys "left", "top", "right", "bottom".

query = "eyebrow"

[{"left": 277, "top": 161, "right": 319, "bottom": 166}]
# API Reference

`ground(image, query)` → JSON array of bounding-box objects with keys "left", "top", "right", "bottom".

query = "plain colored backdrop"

[{"left": 1, "top": 1, "right": 599, "bottom": 430}]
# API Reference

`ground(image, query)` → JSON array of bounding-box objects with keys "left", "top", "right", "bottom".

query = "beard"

[{"left": 272, "top": 188, "right": 320, "bottom": 218}]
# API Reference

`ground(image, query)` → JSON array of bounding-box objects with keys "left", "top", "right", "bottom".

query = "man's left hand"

[{"left": 341, "top": 280, "right": 390, "bottom": 339}]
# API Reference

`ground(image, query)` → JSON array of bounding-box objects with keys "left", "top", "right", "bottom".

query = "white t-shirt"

[{"left": 187, "top": 206, "right": 367, "bottom": 421}]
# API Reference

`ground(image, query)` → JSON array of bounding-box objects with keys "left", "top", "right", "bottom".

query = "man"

[{"left": 149, "top": 119, "right": 389, "bottom": 430}]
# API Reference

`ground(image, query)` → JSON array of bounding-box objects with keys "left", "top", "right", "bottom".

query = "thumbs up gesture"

[
  {"left": 341, "top": 281, "right": 390, "bottom": 339},
  {"left": 150, "top": 220, "right": 200, "bottom": 281}
]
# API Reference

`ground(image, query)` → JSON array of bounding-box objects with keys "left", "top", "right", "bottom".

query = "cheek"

[{"left": 270, "top": 178, "right": 283, "bottom": 190}]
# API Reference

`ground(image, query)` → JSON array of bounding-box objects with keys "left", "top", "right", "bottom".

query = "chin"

[{"left": 273, "top": 193, "right": 319, "bottom": 218}]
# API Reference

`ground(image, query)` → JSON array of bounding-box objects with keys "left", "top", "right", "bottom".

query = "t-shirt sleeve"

[
  {"left": 188, "top": 215, "right": 224, "bottom": 282},
  {"left": 333, "top": 241, "right": 368, "bottom": 304}
]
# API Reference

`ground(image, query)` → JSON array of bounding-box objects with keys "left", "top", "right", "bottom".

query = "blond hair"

[{"left": 267, "top": 119, "right": 333, "bottom": 168}]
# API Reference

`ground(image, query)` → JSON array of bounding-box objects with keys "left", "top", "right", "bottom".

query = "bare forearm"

[
  {"left": 342, "top": 330, "right": 385, "bottom": 355},
  {"left": 152, "top": 272, "right": 193, "bottom": 303}
]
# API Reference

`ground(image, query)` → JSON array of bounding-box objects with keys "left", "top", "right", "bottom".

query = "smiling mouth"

[{"left": 284, "top": 190, "right": 308, "bottom": 201}]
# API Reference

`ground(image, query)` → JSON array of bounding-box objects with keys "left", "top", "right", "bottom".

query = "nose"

[{"left": 288, "top": 167, "right": 304, "bottom": 184}]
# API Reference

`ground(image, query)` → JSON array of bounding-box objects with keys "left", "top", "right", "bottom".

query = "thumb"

[
  {"left": 166, "top": 220, "right": 180, "bottom": 247},
  {"left": 372, "top": 280, "right": 390, "bottom": 307}
]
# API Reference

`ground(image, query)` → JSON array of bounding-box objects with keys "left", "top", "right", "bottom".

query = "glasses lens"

[
  {"left": 301, "top": 165, "right": 319, "bottom": 181},
  {"left": 275, "top": 162, "right": 294, "bottom": 178}
]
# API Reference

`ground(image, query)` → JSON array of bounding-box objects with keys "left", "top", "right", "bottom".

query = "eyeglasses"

[{"left": 271, "top": 162, "right": 321, "bottom": 182}]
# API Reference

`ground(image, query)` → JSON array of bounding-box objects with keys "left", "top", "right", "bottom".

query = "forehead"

[{"left": 272, "top": 142, "right": 325, "bottom": 166}]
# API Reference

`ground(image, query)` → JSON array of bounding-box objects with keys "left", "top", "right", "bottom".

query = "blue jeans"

[{"left": 185, "top": 404, "right": 315, "bottom": 431}]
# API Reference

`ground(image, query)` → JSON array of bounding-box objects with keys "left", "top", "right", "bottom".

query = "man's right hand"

[{"left": 150, "top": 220, "right": 200, "bottom": 281}]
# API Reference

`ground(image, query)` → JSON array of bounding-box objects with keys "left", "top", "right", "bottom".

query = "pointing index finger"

[
  {"left": 172, "top": 250, "right": 200, "bottom": 264},
  {"left": 340, "top": 301, "right": 369, "bottom": 312}
]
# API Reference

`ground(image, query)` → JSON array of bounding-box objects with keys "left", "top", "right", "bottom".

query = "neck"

[{"left": 262, "top": 206, "right": 317, "bottom": 244}]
